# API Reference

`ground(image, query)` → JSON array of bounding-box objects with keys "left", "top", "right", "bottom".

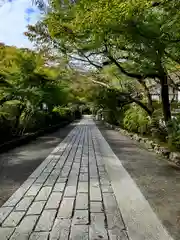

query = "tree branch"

[
  {"left": 91, "top": 77, "right": 153, "bottom": 115},
  {"left": 136, "top": 78, "right": 154, "bottom": 112},
  {"left": 130, "top": 97, "right": 153, "bottom": 116},
  {"left": 78, "top": 50, "right": 102, "bottom": 69},
  {"left": 107, "top": 55, "right": 159, "bottom": 79},
  {"left": 91, "top": 80, "right": 110, "bottom": 88},
  {"left": 169, "top": 39, "right": 180, "bottom": 43},
  {"left": 86, "top": 51, "right": 106, "bottom": 57},
  {"left": 68, "top": 55, "right": 92, "bottom": 63}
]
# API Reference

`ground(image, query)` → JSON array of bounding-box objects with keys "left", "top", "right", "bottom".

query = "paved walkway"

[
  {"left": 0, "top": 117, "right": 174, "bottom": 240},
  {"left": 97, "top": 123, "right": 180, "bottom": 240}
]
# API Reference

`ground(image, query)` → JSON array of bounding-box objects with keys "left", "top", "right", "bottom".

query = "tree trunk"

[
  {"left": 156, "top": 50, "right": 172, "bottom": 123},
  {"left": 138, "top": 79, "right": 154, "bottom": 113},
  {"left": 171, "top": 87, "right": 176, "bottom": 103},
  {"left": 146, "top": 89, "right": 154, "bottom": 112},
  {"left": 160, "top": 74, "right": 171, "bottom": 123},
  {"left": 144, "top": 83, "right": 154, "bottom": 112}
]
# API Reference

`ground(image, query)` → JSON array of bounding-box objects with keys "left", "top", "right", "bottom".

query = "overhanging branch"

[
  {"left": 107, "top": 55, "right": 159, "bottom": 79},
  {"left": 78, "top": 50, "right": 102, "bottom": 69},
  {"left": 91, "top": 78, "right": 153, "bottom": 116}
]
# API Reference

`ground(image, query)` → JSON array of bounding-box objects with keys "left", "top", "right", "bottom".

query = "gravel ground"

[
  {"left": 0, "top": 122, "right": 76, "bottom": 207},
  {"left": 97, "top": 122, "right": 180, "bottom": 240}
]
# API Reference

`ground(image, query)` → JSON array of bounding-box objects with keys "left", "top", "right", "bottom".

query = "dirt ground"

[
  {"left": 0, "top": 122, "right": 76, "bottom": 206},
  {"left": 98, "top": 123, "right": 180, "bottom": 240}
]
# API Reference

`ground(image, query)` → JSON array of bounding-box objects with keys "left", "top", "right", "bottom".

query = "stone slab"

[
  {"left": 2, "top": 211, "right": 25, "bottom": 227},
  {"left": 90, "top": 201, "right": 103, "bottom": 213},
  {"left": 27, "top": 201, "right": 46, "bottom": 215},
  {"left": 0, "top": 228, "right": 15, "bottom": 240},
  {"left": 50, "top": 218, "right": 71, "bottom": 240},
  {"left": 0, "top": 207, "right": 13, "bottom": 224},
  {"left": 15, "top": 196, "right": 34, "bottom": 211},
  {"left": 29, "top": 232, "right": 49, "bottom": 240},
  {"left": 57, "top": 198, "right": 75, "bottom": 219},
  {"left": 78, "top": 182, "right": 88, "bottom": 193},
  {"left": 35, "top": 187, "right": 52, "bottom": 201},
  {"left": 89, "top": 213, "right": 108, "bottom": 240},
  {"left": 45, "top": 192, "right": 62, "bottom": 209},
  {"left": 75, "top": 193, "right": 88, "bottom": 210},
  {"left": 35, "top": 210, "right": 56, "bottom": 232},
  {"left": 72, "top": 210, "right": 89, "bottom": 225},
  {"left": 10, "top": 215, "right": 39, "bottom": 240},
  {"left": 53, "top": 183, "right": 66, "bottom": 192},
  {"left": 70, "top": 225, "right": 89, "bottom": 240}
]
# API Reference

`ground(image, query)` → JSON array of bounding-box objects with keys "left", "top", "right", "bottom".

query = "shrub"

[
  {"left": 167, "top": 116, "right": 180, "bottom": 150},
  {"left": 53, "top": 107, "right": 72, "bottom": 120},
  {"left": 19, "top": 110, "right": 51, "bottom": 133},
  {"left": 150, "top": 108, "right": 168, "bottom": 141},
  {"left": 100, "top": 106, "right": 128, "bottom": 126},
  {"left": 0, "top": 115, "right": 15, "bottom": 143},
  {"left": 123, "top": 105, "right": 150, "bottom": 134},
  {"left": 102, "top": 109, "right": 119, "bottom": 125},
  {"left": 53, "top": 105, "right": 82, "bottom": 121}
]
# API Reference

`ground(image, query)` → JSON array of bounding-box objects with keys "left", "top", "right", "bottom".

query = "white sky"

[{"left": 0, "top": 0, "right": 40, "bottom": 48}]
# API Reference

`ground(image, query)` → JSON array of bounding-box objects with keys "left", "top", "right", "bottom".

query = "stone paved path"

[{"left": 0, "top": 117, "right": 128, "bottom": 240}]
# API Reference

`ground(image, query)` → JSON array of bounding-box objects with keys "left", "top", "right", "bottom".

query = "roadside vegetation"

[
  {"left": 2, "top": 0, "right": 180, "bottom": 152},
  {"left": 0, "top": 44, "right": 83, "bottom": 144}
]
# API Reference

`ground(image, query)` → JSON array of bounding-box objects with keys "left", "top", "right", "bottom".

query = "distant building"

[
  {"left": 150, "top": 84, "right": 179, "bottom": 102},
  {"left": 147, "top": 72, "right": 180, "bottom": 102}
]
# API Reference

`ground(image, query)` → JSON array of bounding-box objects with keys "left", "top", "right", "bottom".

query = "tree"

[
  {"left": 0, "top": 44, "right": 75, "bottom": 139},
  {"left": 27, "top": 0, "right": 180, "bottom": 123}
]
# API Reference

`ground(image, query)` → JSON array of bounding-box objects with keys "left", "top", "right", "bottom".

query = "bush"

[
  {"left": 19, "top": 111, "right": 52, "bottom": 133},
  {"left": 100, "top": 106, "right": 128, "bottom": 126},
  {"left": 102, "top": 109, "right": 119, "bottom": 125},
  {"left": 0, "top": 104, "right": 82, "bottom": 144},
  {"left": 150, "top": 108, "right": 168, "bottom": 142},
  {"left": 0, "top": 115, "right": 15, "bottom": 143},
  {"left": 53, "top": 107, "right": 72, "bottom": 120},
  {"left": 167, "top": 117, "right": 180, "bottom": 150},
  {"left": 123, "top": 105, "right": 150, "bottom": 134},
  {"left": 53, "top": 105, "right": 82, "bottom": 121}
]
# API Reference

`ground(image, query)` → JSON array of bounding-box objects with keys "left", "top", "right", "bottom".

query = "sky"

[{"left": 0, "top": 0, "right": 41, "bottom": 48}]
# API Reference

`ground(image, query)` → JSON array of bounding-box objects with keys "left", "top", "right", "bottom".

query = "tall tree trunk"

[
  {"left": 146, "top": 88, "right": 154, "bottom": 113},
  {"left": 160, "top": 73, "right": 171, "bottom": 123},
  {"left": 171, "top": 87, "right": 176, "bottom": 103},
  {"left": 156, "top": 50, "right": 171, "bottom": 123}
]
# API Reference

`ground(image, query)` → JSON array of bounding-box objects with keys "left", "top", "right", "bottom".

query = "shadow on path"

[{"left": 97, "top": 122, "right": 180, "bottom": 240}]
